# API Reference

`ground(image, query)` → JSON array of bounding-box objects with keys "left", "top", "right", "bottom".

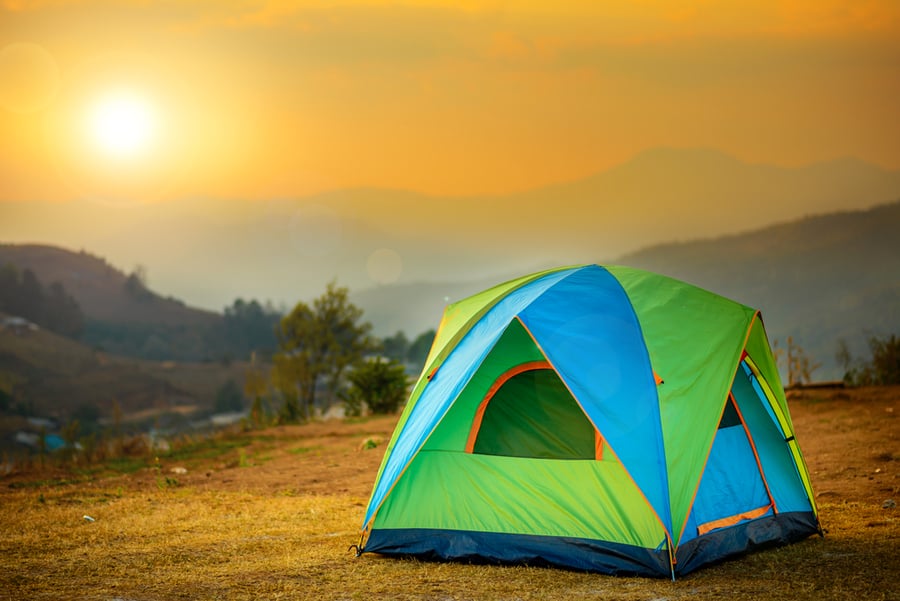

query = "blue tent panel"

[{"left": 520, "top": 265, "right": 673, "bottom": 535}]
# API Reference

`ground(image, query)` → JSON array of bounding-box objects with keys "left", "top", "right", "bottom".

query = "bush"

[
  {"left": 840, "top": 334, "right": 900, "bottom": 386},
  {"left": 342, "top": 357, "right": 409, "bottom": 415}
]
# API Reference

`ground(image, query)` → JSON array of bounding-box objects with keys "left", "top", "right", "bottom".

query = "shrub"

[
  {"left": 342, "top": 357, "right": 409, "bottom": 415},
  {"left": 840, "top": 334, "right": 900, "bottom": 386}
]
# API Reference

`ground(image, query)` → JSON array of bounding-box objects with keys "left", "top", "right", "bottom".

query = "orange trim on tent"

[
  {"left": 654, "top": 372, "right": 664, "bottom": 385},
  {"left": 594, "top": 430, "right": 604, "bottom": 461},
  {"left": 731, "top": 389, "right": 779, "bottom": 514},
  {"left": 464, "top": 360, "right": 551, "bottom": 453},
  {"left": 697, "top": 503, "right": 772, "bottom": 536}
]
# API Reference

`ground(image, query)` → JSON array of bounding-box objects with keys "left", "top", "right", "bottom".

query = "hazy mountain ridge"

[
  {"left": 1, "top": 147, "right": 899, "bottom": 313},
  {"left": 0, "top": 244, "right": 219, "bottom": 327},
  {"left": 619, "top": 201, "right": 900, "bottom": 374},
  {"left": 354, "top": 201, "right": 900, "bottom": 379},
  {"left": 0, "top": 245, "right": 279, "bottom": 363},
  {"left": 0, "top": 201, "right": 897, "bottom": 385}
]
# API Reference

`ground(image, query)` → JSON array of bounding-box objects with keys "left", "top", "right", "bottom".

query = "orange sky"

[{"left": 1, "top": 0, "right": 899, "bottom": 202}]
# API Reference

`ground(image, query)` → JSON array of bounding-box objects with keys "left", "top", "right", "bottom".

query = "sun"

[{"left": 87, "top": 90, "right": 157, "bottom": 159}]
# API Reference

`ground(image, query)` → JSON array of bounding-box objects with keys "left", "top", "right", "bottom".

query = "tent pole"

[{"left": 668, "top": 535, "right": 676, "bottom": 581}]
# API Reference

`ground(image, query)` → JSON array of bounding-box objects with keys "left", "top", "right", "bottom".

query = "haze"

[{"left": 2, "top": 1, "right": 900, "bottom": 311}]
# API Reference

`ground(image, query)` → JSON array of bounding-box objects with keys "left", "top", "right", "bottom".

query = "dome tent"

[{"left": 357, "top": 265, "right": 820, "bottom": 578}]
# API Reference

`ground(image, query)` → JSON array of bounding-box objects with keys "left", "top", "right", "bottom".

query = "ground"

[{"left": 0, "top": 386, "right": 897, "bottom": 600}]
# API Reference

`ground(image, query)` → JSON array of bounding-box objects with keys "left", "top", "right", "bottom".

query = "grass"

[
  {"left": 1, "top": 390, "right": 898, "bottom": 601},
  {"left": 0, "top": 486, "right": 897, "bottom": 600}
]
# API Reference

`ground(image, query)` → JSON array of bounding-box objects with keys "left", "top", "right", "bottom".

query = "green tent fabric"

[{"left": 358, "top": 264, "right": 820, "bottom": 578}]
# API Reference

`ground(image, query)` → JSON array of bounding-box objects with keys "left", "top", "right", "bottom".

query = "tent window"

[{"left": 470, "top": 367, "right": 597, "bottom": 460}]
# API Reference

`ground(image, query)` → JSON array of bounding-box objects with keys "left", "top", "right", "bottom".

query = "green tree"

[
  {"left": 381, "top": 331, "right": 409, "bottom": 362},
  {"left": 223, "top": 298, "right": 281, "bottom": 359},
  {"left": 244, "top": 352, "right": 272, "bottom": 427},
  {"left": 342, "top": 357, "right": 409, "bottom": 415},
  {"left": 272, "top": 282, "right": 376, "bottom": 421},
  {"left": 407, "top": 329, "right": 436, "bottom": 367}
]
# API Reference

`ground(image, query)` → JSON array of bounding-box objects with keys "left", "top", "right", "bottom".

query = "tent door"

[
  {"left": 466, "top": 364, "right": 599, "bottom": 460},
  {"left": 689, "top": 392, "right": 775, "bottom": 537}
]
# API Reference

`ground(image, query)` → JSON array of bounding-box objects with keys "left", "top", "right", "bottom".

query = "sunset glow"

[
  {"left": 87, "top": 91, "right": 157, "bottom": 159},
  {"left": 0, "top": 0, "right": 898, "bottom": 201}
]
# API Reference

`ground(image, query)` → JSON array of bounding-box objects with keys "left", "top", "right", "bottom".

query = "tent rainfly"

[{"left": 356, "top": 264, "right": 821, "bottom": 578}]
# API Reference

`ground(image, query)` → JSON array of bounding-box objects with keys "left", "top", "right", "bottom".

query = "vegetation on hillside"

[
  {"left": 0, "top": 263, "right": 84, "bottom": 338},
  {"left": 380, "top": 328, "right": 437, "bottom": 369}
]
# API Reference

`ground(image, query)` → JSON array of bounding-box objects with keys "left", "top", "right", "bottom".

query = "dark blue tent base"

[
  {"left": 363, "top": 528, "right": 671, "bottom": 577},
  {"left": 361, "top": 512, "right": 820, "bottom": 579},
  {"left": 675, "top": 510, "right": 820, "bottom": 575}
]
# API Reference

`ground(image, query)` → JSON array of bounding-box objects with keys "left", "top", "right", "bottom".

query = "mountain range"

[
  {"left": 2, "top": 147, "right": 899, "bottom": 315},
  {"left": 1, "top": 147, "right": 899, "bottom": 381},
  {"left": 368, "top": 201, "right": 900, "bottom": 375},
  {"left": 1, "top": 201, "right": 898, "bottom": 382}
]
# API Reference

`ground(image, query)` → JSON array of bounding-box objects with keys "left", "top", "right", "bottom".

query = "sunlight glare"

[{"left": 88, "top": 90, "right": 157, "bottom": 158}]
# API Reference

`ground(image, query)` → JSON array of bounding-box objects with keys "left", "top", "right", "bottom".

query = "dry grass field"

[{"left": 1, "top": 386, "right": 898, "bottom": 600}]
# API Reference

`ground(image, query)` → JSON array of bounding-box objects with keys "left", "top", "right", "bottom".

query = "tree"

[
  {"left": 841, "top": 334, "right": 900, "bottom": 386},
  {"left": 381, "top": 331, "right": 409, "bottom": 362},
  {"left": 244, "top": 352, "right": 272, "bottom": 427},
  {"left": 341, "top": 357, "right": 409, "bottom": 416},
  {"left": 407, "top": 329, "right": 436, "bottom": 367},
  {"left": 869, "top": 334, "right": 900, "bottom": 385},
  {"left": 223, "top": 298, "right": 281, "bottom": 359},
  {"left": 0, "top": 265, "right": 84, "bottom": 339},
  {"left": 19, "top": 269, "right": 44, "bottom": 321},
  {"left": 124, "top": 265, "right": 152, "bottom": 301},
  {"left": 272, "top": 282, "right": 376, "bottom": 420},
  {"left": 43, "top": 281, "right": 84, "bottom": 338},
  {"left": 0, "top": 263, "right": 21, "bottom": 314}
]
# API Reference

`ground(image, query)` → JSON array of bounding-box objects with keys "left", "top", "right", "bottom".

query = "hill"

[
  {"left": 619, "top": 201, "right": 900, "bottom": 378},
  {"left": 353, "top": 201, "right": 900, "bottom": 379},
  {"left": 2, "top": 148, "right": 898, "bottom": 313},
  {"left": 0, "top": 244, "right": 281, "bottom": 362},
  {"left": 0, "top": 313, "right": 249, "bottom": 427},
  {"left": 0, "top": 244, "right": 218, "bottom": 326}
]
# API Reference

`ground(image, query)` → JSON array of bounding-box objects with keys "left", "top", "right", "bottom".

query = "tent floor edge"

[
  {"left": 361, "top": 528, "right": 671, "bottom": 578},
  {"left": 674, "top": 511, "right": 819, "bottom": 576}
]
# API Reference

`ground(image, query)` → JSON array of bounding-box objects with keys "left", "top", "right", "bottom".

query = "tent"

[{"left": 357, "top": 264, "right": 820, "bottom": 578}]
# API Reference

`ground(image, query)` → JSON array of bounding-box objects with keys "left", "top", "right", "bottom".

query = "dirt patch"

[
  {"left": 141, "top": 416, "right": 399, "bottom": 499},
  {"left": 166, "top": 386, "right": 898, "bottom": 510},
  {"left": 1, "top": 387, "right": 898, "bottom": 601},
  {"left": 788, "top": 386, "right": 899, "bottom": 508},
  {"left": 8, "top": 387, "right": 898, "bottom": 508}
]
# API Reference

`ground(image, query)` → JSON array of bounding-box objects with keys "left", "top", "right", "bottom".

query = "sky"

[{"left": 2, "top": 0, "right": 900, "bottom": 205}]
